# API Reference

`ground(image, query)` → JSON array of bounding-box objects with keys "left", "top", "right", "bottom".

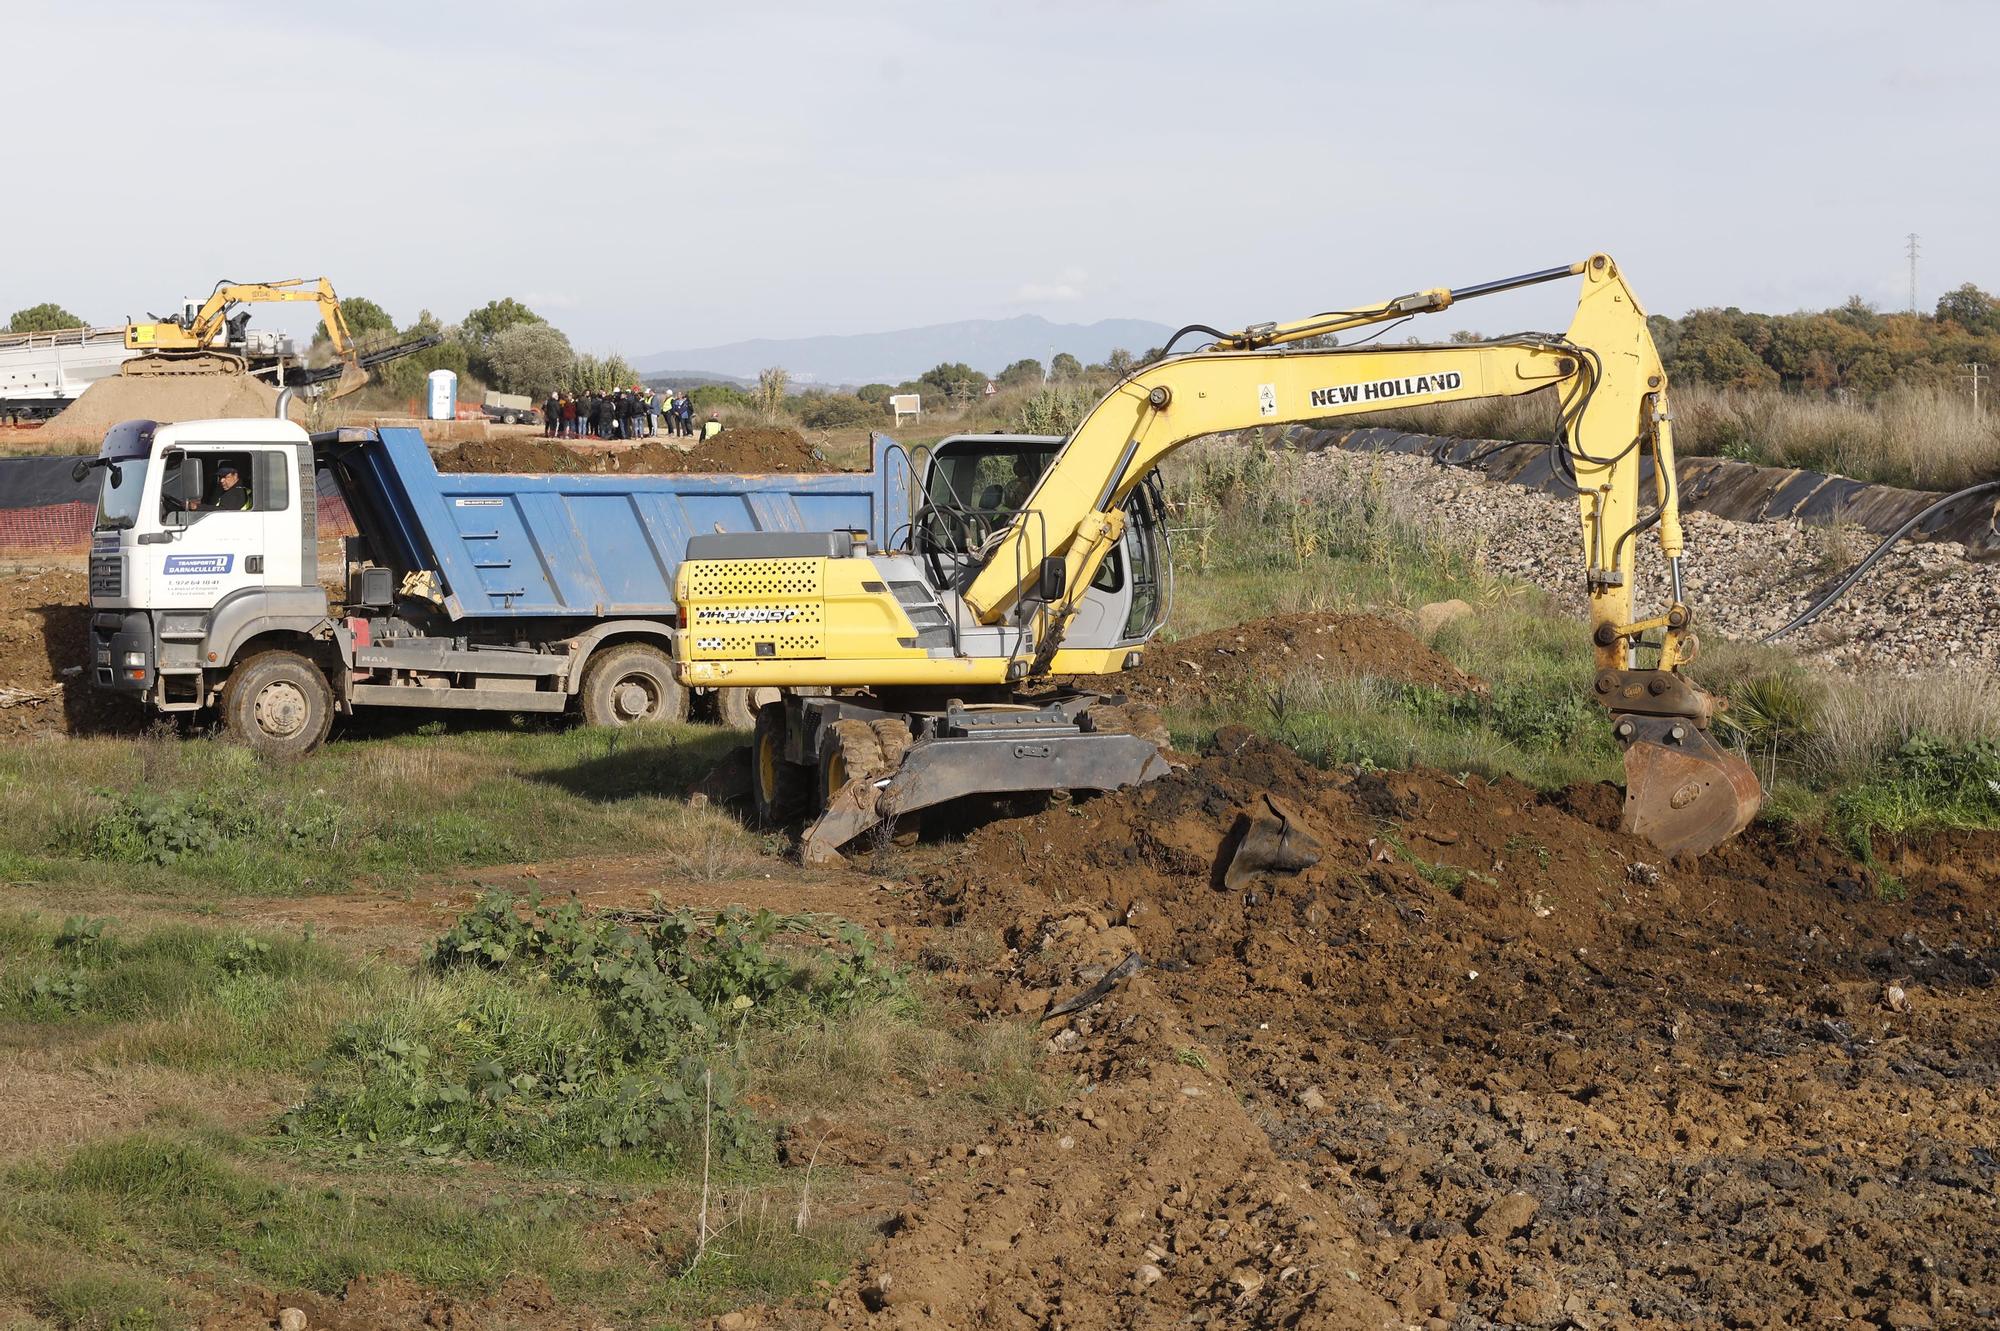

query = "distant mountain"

[
  {"left": 638, "top": 369, "right": 755, "bottom": 390},
  {"left": 634, "top": 314, "right": 1176, "bottom": 385}
]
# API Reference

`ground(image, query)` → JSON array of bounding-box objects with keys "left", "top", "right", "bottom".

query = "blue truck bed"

[{"left": 329, "top": 428, "right": 914, "bottom": 620}]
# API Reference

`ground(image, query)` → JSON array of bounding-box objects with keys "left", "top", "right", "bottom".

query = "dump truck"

[{"left": 78, "top": 417, "right": 912, "bottom": 751}]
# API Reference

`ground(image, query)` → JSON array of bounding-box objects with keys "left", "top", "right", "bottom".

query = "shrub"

[
  {"left": 796, "top": 393, "right": 881, "bottom": 429},
  {"left": 282, "top": 893, "right": 906, "bottom": 1167}
]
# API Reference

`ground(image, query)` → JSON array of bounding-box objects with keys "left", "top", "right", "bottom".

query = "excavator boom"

[{"left": 675, "top": 255, "right": 1762, "bottom": 859}]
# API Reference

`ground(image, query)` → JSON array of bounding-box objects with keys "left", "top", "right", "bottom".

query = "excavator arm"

[
  {"left": 191, "top": 279, "right": 352, "bottom": 355},
  {"left": 963, "top": 254, "right": 1753, "bottom": 852}
]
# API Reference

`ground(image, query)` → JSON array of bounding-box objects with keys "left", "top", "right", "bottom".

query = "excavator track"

[{"left": 120, "top": 351, "right": 248, "bottom": 378}]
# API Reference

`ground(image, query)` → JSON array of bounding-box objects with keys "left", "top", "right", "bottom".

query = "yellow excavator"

[
  {"left": 673, "top": 254, "right": 1763, "bottom": 862},
  {"left": 122, "top": 278, "right": 382, "bottom": 398}
]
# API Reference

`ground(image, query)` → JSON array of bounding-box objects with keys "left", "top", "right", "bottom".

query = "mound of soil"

[
  {"left": 0, "top": 567, "right": 138, "bottom": 738},
  {"left": 437, "top": 426, "right": 827, "bottom": 476},
  {"left": 832, "top": 730, "right": 2000, "bottom": 1329},
  {"left": 1073, "top": 611, "right": 1482, "bottom": 703},
  {"left": 36, "top": 373, "right": 282, "bottom": 447}
]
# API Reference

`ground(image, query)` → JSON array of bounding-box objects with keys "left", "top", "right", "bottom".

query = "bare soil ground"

[
  {"left": 437, "top": 427, "right": 830, "bottom": 476},
  {"left": 1059, "top": 611, "right": 1483, "bottom": 705},
  {"left": 5, "top": 592, "right": 1998, "bottom": 1328},
  {"left": 813, "top": 730, "right": 2000, "bottom": 1330},
  {"left": 0, "top": 565, "right": 139, "bottom": 739},
  {"left": 28, "top": 373, "right": 284, "bottom": 447}
]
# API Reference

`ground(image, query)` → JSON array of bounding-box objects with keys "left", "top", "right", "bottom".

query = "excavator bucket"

[
  {"left": 320, "top": 362, "right": 370, "bottom": 401},
  {"left": 1615, "top": 714, "right": 1763, "bottom": 857}
]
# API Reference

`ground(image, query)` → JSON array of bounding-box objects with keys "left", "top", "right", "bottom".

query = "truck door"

[{"left": 151, "top": 444, "right": 298, "bottom": 605}]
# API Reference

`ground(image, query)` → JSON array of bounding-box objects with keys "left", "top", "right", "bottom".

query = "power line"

[
  {"left": 1967, "top": 362, "right": 1988, "bottom": 414},
  {"left": 1906, "top": 232, "right": 1921, "bottom": 314}
]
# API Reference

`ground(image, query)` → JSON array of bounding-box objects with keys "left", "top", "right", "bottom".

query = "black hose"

[
  {"left": 1762, "top": 479, "right": 2000, "bottom": 641},
  {"left": 1158, "top": 323, "right": 1231, "bottom": 357}
]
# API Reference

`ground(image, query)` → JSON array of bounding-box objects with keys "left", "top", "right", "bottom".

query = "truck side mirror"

[
  {"left": 1038, "top": 556, "right": 1067, "bottom": 602},
  {"left": 71, "top": 459, "right": 93, "bottom": 483}
]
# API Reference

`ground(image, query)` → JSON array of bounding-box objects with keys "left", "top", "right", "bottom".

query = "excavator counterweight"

[{"left": 674, "top": 256, "right": 1764, "bottom": 860}]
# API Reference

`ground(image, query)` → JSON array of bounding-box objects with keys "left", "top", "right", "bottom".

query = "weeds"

[{"left": 281, "top": 893, "right": 908, "bottom": 1170}]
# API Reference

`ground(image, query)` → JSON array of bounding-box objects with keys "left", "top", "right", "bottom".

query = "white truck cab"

[{"left": 85, "top": 417, "right": 324, "bottom": 716}]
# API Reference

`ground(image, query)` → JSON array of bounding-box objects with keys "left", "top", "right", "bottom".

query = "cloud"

[{"left": 1009, "top": 267, "right": 1089, "bottom": 305}]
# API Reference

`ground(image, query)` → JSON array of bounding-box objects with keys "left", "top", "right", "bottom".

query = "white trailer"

[{"left": 0, "top": 326, "right": 138, "bottom": 422}]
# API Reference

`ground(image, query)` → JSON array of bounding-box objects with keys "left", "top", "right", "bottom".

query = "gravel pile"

[{"left": 1301, "top": 447, "right": 2000, "bottom": 675}]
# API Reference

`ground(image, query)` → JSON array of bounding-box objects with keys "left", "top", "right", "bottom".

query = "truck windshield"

[{"left": 94, "top": 460, "right": 150, "bottom": 530}]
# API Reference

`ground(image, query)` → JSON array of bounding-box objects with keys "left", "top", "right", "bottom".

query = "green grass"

[
  {"left": 1146, "top": 437, "right": 2000, "bottom": 851},
  {"left": 4, "top": 1133, "right": 605, "bottom": 1302},
  {"left": 0, "top": 721, "right": 751, "bottom": 900},
  {"left": 0, "top": 911, "right": 373, "bottom": 1077},
  {"left": 0, "top": 899, "right": 1041, "bottom": 1328}
]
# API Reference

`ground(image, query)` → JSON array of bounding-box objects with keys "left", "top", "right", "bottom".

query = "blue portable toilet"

[{"left": 426, "top": 369, "right": 458, "bottom": 421}]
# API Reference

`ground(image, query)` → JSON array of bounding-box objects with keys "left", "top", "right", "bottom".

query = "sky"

[{"left": 6, "top": 0, "right": 1997, "bottom": 358}]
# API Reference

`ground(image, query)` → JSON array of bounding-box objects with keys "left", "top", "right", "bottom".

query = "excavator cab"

[{"left": 914, "top": 434, "right": 1170, "bottom": 648}]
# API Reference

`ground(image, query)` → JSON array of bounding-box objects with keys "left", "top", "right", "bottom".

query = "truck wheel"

[
  {"left": 580, "top": 644, "right": 687, "bottom": 727},
  {"left": 712, "top": 688, "right": 757, "bottom": 730},
  {"left": 221, "top": 651, "right": 334, "bottom": 757},
  {"left": 752, "top": 702, "right": 808, "bottom": 827}
]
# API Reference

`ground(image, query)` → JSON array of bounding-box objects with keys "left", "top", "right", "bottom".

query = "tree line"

[
  {"left": 309, "top": 296, "right": 641, "bottom": 401},
  {"left": 1647, "top": 284, "right": 2000, "bottom": 394},
  {"left": 0, "top": 294, "right": 640, "bottom": 402}
]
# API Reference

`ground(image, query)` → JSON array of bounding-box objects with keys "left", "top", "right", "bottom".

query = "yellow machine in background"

[
  {"left": 676, "top": 255, "right": 1763, "bottom": 861},
  {"left": 122, "top": 278, "right": 370, "bottom": 397}
]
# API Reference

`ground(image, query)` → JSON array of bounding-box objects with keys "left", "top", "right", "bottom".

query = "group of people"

[{"left": 542, "top": 387, "right": 704, "bottom": 440}]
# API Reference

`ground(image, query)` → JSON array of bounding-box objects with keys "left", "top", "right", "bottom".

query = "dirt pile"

[
  {"left": 36, "top": 373, "right": 282, "bottom": 447},
  {"left": 0, "top": 567, "right": 136, "bottom": 738},
  {"left": 859, "top": 730, "right": 2000, "bottom": 1329},
  {"left": 438, "top": 426, "right": 828, "bottom": 476},
  {"left": 1069, "top": 611, "right": 1482, "bottom": 704}
]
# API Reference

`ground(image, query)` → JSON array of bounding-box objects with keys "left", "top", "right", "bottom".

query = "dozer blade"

[
  {"left": 1615, "top": 713, "right": 1763, "bottom": 857},
  {"left": 799, "top": 778, "right": 882, "bottom": 867},
  {"left": 798, "top": 728, "right": 1172, "bottom": 866}
]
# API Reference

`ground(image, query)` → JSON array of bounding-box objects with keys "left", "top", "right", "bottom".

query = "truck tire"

[
  {"left": 220, "top": 650, "right": 334, "bottom": 758},
  {"left": 580, "top": 643, "right": 687, "bottom": 727},
  {"left": 712, "top": 688, "right": 757, "bottom": 730},
  {"left": 752, "top": 702, "right": 808, "bottom": 827}
]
